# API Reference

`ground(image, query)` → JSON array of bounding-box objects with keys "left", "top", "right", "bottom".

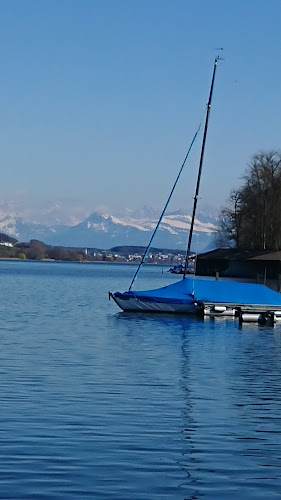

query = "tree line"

[
  {"left": 0, "top": 240, "right": 88, "bottom": 261},
  {"left": 216, "top": 151, "right": 281, "bottom": 251}
]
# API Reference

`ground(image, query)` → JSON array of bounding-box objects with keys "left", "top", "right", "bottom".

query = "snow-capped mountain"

[
  {"left": 46, "top": 210, "right": 218, "bottom": 251},
  {"left": 0, "top": 214, "right": 68, "bottom": 243},
  {"left": 0, "top": 207, "right": 218, "bottom": 251}
]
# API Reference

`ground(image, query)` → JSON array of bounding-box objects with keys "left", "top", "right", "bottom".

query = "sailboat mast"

[{"left": 183, "top": 58, "right": 219, "bottom": 278}]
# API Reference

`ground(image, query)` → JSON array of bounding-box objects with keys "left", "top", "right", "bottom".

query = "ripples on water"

[{"left": 0, "top": 261, "right": 280, "bottom": 499}]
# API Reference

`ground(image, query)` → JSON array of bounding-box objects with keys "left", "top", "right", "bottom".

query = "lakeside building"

[{"left": 195, "top": 249, "right": 281, "bottom": 289}]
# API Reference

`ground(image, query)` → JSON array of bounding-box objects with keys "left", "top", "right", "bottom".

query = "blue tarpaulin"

[{"left": 121, "top": 277, "right": 281, "bottom": 308}]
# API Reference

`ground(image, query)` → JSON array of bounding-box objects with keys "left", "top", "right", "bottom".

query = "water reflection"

[
  {"left": 113, "top": 311, "right": 281, "bottom": 498},
  {"left": 179, "top": 327, "right": 202, "bottom": 500},
  {"left": 1, "top": 261, "right": 281, "bottom": 499},
  {"left": 228, "top": 327, "right": 281, "bottom": 491},
  {"left": 112, "top": 313, "right": 207, "bottom": 499}
]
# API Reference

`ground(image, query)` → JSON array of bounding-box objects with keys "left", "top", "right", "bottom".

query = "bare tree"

[{"left": 216, "top": 151, "right": 281, "bottom": 250}]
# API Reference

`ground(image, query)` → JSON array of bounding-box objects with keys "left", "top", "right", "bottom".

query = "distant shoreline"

[{"left": 0, "top": 258, "right": 170, "bottom": 266}]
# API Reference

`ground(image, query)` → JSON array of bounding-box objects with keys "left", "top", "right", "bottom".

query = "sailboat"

[{"left": 110, "top": 58, "right": 281, "bottom": 322}]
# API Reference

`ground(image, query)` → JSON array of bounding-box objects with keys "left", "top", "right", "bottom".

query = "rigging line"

[{"left": 128, "top": 124, "right": 201, "bottom": 292}]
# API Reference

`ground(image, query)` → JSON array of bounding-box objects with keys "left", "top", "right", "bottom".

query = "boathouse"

[{"left": 195, "top": 249, "right": 281, "bottom": 283}]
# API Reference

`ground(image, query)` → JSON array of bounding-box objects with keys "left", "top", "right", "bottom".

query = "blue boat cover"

[{"left": 120, "top": 277, "right": 281, "bottom": 307}]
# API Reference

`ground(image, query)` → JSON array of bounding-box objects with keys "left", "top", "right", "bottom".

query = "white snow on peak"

[{"left": 110, "top": 216, "right": 150, "bottom": 232}]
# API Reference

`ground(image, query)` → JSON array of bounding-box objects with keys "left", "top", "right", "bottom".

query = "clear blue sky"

[{"left": 1, "top": 0, "right": 281, "bottom": 216}]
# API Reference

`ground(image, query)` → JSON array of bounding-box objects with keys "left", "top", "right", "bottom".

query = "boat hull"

[{"left": 111, "top": 290, "right": 199, "bottom": 314}]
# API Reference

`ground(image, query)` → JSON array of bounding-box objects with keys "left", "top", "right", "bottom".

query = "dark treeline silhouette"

[
  {"left": 0, "top": 239, "right": 87, "bottom": 261},
  {"left": 216, "top": 151, "right": 281, "bottom": 251}
]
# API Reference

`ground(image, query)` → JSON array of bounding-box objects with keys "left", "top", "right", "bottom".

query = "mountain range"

[{"left": 0, "top": 205, "right": 218, "bottom": 251}]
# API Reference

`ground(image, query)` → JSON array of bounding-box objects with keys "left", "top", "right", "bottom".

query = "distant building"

[{"left": 0, "top": 242, "right": 13, "bottom": 248}]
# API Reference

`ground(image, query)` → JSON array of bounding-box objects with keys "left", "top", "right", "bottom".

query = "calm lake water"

[{"left": 0, "top": 260, "right": 281, "bottom": 499}]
